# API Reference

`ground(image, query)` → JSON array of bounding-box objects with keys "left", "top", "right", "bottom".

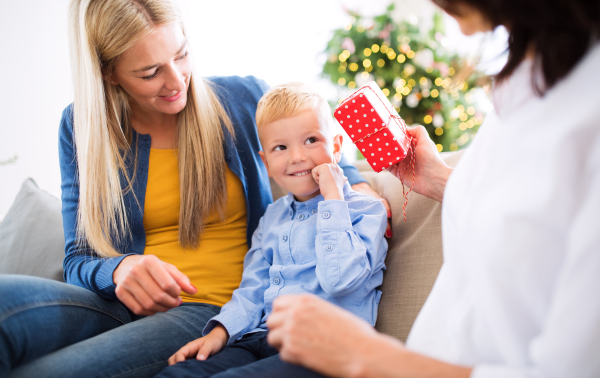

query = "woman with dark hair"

[{"left": 264, "top": 0, "right": 600, "bottom": 377}]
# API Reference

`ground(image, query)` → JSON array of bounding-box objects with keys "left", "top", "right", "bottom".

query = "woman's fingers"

[
  {"left": 145, "top": 257, "right": 182, "bottom": 298},
  {"left": 113, "top": 255, "right": 190, "bottom": 314},
  {"left": 383, "top": 125, "right": 452, "bottom": 202},
  {"left": 409, "top": 125, "right": 428, "bottom": 141},
  {"left": 163, "top": 262, "right": 197, "bottom": 295},
  {"left": 266, "top": 308, "right": 286, "bottom": 331},
  {"left": 125, "top": 276, "right": 171, "bottom": 314},
  {"left": 267, "top": 299, "right": 297, "bottom": 351},
  {"left": 271, "top": 295, "right": 296, "bottom": 312},
  {"left": 267, "top": 296, "right": 296, "bottom": 343},
  {"left": 131, "top": 269, "right": 180, "bottom": 310},
  {"left": 380, "top": 198, "right": 393, "bottom": 238},
  {"left": 385, "top": 222, "right": 393, "bottom": 238},
  {"left": 380, "top": 197, "right": 392, "bottom": 216},
  {"left": 116, "top": 282, "right": 169, "bottom": 315},
  {"left": 267, "top": 295, "right": 315, "bottom": 346},
  {"left": 267, "top": 294, "right": 380, "bottom": 377},
  {"left": 129, "top": 258, "right": 181, "bottom": 308},
  {"left": 266, "top": 327, "right": 283, "bottom": 350},
  {"left": 114, "top": 285, "right": 153, "bottom": 316}
]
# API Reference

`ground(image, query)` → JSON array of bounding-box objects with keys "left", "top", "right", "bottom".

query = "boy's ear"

[
  {"left": 258, "top": 151, "right": 272, "bottom": 177},
  {"left": 333, "top": 134, "right": 343, "bottom": 164}
]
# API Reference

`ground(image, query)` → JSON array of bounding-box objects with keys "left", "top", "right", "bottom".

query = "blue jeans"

[
  {"left": 0, "top": 275, "right": 221, "bottom": 378},
  {"left": 155, "top": 331, "right": 327, "bottom": 378}
]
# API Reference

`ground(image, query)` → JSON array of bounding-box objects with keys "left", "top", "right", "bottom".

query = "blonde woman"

[{"left": 0, "top": 1, "right": 376, "bottom": 377}]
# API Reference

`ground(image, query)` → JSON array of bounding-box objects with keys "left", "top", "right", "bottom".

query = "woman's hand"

[
  {"left": 267, "top": 294, "right": 472, "bottom": 378},
  {"left": 267, "top": 294, "right": 379, "bottom": 378},
  {"left": 168, "top": 324, "right": 229, "bottom": 365},
  {"left": 388, "top": 125, "right": 453, "bottom": 203},
  {"left": 351, "top": 182, "right": 393, "bottom": 238},
  {"left": 113, "top": 254, "right": 197, "bottom": 315}
]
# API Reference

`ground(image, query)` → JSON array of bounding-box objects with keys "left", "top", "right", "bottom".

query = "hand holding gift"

[{"left": 334, "top": 82, "right": 416, "bottom": 219}]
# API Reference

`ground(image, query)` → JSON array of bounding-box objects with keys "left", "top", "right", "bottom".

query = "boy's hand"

[
  {"left": 168, "top": 324, "right": 229, "bottom": 365},
  {"left": 312, "top": 163, "right": 346, "bottom": 201}
]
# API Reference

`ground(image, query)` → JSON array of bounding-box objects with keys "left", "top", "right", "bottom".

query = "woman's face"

[
  {"left": 110, "top": 22, "right": 192, "bottom": 118},
  {"left": 447, "top": 3, "right": 494, "bottom": 36}
]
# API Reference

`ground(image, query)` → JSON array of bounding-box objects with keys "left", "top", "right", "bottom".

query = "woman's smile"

[{"left": 159, "top": 91, "right": 183, "bottom": 102}]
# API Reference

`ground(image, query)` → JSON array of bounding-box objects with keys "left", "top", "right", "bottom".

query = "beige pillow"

[{"left": 361, "top": 152, "right": 464, "bottom": 342}]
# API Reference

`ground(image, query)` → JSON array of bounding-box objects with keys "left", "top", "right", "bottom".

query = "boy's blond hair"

[{"left": 256, "top": 82, "right": 333, "bottom": 131}]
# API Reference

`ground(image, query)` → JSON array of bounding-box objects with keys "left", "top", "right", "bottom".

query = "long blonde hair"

[{"left": 69, "top": 0, "right": 234, "bottom": 257}]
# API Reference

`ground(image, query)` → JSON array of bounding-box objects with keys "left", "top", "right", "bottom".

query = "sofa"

[{"left": 0, "top": 151, "right": 463, "bottom": 343}]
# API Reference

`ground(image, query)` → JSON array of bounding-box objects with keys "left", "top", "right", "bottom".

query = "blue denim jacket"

[
  {"left": 203, "top": 182, "right": 388, "bottom": 344},
  {"left": 58, "top": 76, "right": 367, "bottom": 301}
]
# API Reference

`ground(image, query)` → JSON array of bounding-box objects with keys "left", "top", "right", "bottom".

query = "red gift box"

[{"left": 334, "top": 82, "right": 411, "bottom": 172}]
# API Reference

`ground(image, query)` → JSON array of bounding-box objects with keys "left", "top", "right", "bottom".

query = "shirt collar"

[{"left": 286, "top": 181, "right": 352, "bottom": 216}]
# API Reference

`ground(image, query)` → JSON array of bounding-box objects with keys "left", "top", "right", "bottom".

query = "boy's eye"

[
  {"left": 305, "top": 136, "right": 317, "bottom": 144},
  {"left": 273, "top": 145, "right": 286, "bottom": 151}
]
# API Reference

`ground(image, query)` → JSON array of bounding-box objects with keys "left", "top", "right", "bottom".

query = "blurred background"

[{"left": 0, "top": 0, "right": 507, "bottom": 220}]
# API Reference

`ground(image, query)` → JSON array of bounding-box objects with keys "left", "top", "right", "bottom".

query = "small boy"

[{"left": 156, "top": 83, "right": 388, "bottom": 378}]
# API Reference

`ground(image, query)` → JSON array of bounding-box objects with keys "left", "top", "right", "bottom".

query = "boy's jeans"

[
  {"left": 0, "top": 275, "right": 220, "bottom": 378},
  {"left": 155, "top": 331, "right": 326, "bottom": 378}
]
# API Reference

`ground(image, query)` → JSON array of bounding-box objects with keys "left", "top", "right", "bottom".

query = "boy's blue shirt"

[
  {"left": 203, "top": 182, "right": 388, "bottom": 344},
  {"left": 58, "top": 75, "right": 367, "bottom": 300}
]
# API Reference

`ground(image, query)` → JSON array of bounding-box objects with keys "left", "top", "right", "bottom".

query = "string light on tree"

[{"left": 323, "top": 4, "right": 489, "bottom": 153}]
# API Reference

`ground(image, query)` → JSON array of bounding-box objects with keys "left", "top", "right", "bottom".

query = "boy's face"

[{"left": 259, "top": 110, "right": 343, "bottom": 202}]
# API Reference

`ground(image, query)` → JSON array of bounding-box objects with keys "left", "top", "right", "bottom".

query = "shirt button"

[
  {"left": 274, "top": 278, "right": 280, "bottom": 285},
  {"left": 298, "top": 214, "right": 304, "bottom": 220},
  {"left": 312, "top": 209, "right": 317, "bottom": 214},
  {"left": 282, "top": 235, "right": 288, "bottom": 242},
  {"left": 326, "top": 245, "right": 333, "bottom": 251},
  {"left": 323, "top": 212, "right": 330, "bottom": 219}
]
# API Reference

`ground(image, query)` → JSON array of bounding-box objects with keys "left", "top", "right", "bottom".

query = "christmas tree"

[{"left": 322, "top": 4, "right": 490, "bottom": 155}]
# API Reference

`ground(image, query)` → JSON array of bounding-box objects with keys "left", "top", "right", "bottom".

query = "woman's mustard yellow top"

[{"left": 143, "top": 148, "right": 248, "bottom": 307}]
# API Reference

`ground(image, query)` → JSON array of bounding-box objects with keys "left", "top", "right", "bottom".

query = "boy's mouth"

[{"left": 289, "top": 169, "right": 312, "bottom": 177}]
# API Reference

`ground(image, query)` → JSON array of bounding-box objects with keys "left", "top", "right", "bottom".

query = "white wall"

[
  {"left": 0, "top": 0, "right": 505, "bottom": 220},
  {"left": 0, "top": 0, "right": 72, "bottom": 220}
]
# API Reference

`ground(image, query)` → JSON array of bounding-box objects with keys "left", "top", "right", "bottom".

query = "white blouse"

[{"left": 406, "top": 43, "right": 600, "bottom": 378}]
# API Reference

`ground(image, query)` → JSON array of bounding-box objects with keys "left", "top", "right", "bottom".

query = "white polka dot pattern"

[{"left": 333, "top": 82, "right": 411, "bottom": 172}]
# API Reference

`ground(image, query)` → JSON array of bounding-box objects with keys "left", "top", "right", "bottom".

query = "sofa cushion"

[
  {"left": 359, "top": 152, "right": 464, "bottom": 342},
  {"left": 0, "top": 178, "right": 65, "bottom": 281}
]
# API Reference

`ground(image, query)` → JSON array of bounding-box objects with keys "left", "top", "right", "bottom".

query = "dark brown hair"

[{"left": 432, "top": 0, "right": 600, "bottom": 94}]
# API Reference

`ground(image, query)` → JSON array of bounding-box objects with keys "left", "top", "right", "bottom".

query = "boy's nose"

[{"left": 289, "top": 147, "right": 307, "bottom": 163}]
